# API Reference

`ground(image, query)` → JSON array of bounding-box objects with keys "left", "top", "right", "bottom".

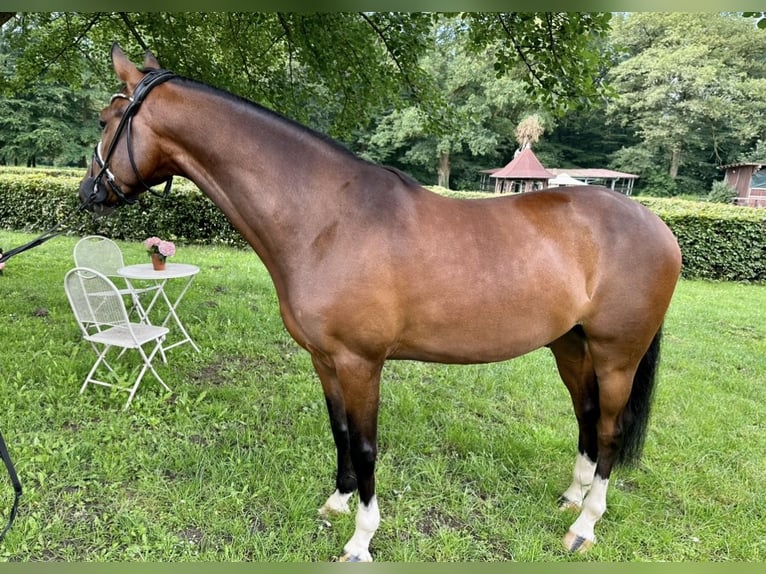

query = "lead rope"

[
  {"left": 0, "top": 194, "right": 96, "bottom": 544},
  {"left": 0, "top": 194, "right": 94, "bottom": 265},
  {"left": 0, "top": 428, "right": 21, "bottom": 543},
  {"left": 0, "top": 69, "right": 178, "bottom": 541}
]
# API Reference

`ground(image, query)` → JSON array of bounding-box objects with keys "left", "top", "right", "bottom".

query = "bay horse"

[{"left": 79, "top": 44, "right": 681, "bottom": 561}]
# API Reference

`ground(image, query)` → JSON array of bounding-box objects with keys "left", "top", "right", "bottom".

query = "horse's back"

[{"left": 380, "top": 185, "right": 680, "bottom": 363}]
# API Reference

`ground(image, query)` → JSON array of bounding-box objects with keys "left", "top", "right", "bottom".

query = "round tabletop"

[{"left": 117, "top": 263, "right": 200, "bottom": 280}]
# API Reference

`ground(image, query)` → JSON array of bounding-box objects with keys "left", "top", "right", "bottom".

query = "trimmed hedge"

[
  {"left": 0, "top": 171, "right": 247, "bottom": 249},
  {"left": 635, "top": 197, "right": 766, "bottom": 282},
  {"left": 2, "top": 170, "right": 765, "bottom": 281}
]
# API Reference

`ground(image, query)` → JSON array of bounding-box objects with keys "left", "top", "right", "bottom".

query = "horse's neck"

[{"left": 159, "top": 85, "right": 357, "bottom": 276}]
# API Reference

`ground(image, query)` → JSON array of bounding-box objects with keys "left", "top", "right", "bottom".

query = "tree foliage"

[
  {"left": 515, "top": 114, "right": 546, "bottom": 149},
  {"left": 356, "top": 16, "right": 539, "bottom": 188},
  {"left": 1, "top": 12, "right": 613, "bottom": 137},
  {"left": 606, "top": 13, "right": 766, "bottom": 194},
  {"left": 466, "top": 12, "right": 615, "bottom": 114},
  {"left": 1, "top": 12, "right": 437, "bottom": 138},
  {"left": 3, "top": 11, "right": 765, "bottom": 197},
  {"left": 0, "top": 29, "right": 107, "bottom": 166}
]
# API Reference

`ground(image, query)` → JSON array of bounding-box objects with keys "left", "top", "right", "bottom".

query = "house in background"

[
  {"left": 479, "top": 147, "right": 639, "bottom": 195},
  {"left": 720, "top": 162, "right": 766, "bottom": 207}
]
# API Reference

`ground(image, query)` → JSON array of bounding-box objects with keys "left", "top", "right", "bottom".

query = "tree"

[
  {"left": 357, "top": 16, "right": 544, "bottom": 189},
  {"left": 606, "top": 13, "right": 766, "bottom": 193},
  {"left": 515, "top": 114, "right": 545, "bottom": 149},
  {"left": 1, "top": 12, "right": 613, "bottom": 142},
  {"left": 2, "top": 13, "right": 438, "bottom": 139},
  {"left": 466, "top": 12, "right": 615, "bottom": 115},
  {"left": 0, "top": 31, "right": 108, "bottom": 166}
]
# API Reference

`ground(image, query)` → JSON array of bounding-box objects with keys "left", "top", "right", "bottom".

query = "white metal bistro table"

[{"left": 117, "top": 263, "right": 201, "bottom": 359}]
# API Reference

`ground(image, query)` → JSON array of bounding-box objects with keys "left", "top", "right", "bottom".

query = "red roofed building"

[{"left": 487, "top": 146, "right": 554, "bottom": 194}]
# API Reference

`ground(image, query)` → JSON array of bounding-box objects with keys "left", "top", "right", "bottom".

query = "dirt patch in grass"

[
  {"left": 418, "top": 507, "right": 466, "bottom": 536},
  {"left": 192, "top": 355, "right": 264, "bottom": 386}
]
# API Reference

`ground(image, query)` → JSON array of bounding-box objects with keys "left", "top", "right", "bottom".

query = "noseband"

[{"left": 85, "top": 68, "right": 177, "bottom": 207}]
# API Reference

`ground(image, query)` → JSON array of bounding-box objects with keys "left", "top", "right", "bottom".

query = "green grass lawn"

[{"left": 0, "top": 229, "right": 764, "bottom": 561}]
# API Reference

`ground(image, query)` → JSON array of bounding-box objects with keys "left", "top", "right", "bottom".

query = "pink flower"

[
  {"left": 158, "top": 240, "right": 176, "bottom": 258},
  {"left": 144, "top": 236, "right": 162, "bottom": 251},
  {"left": 145, "top": 236, "right": 175, "bottom": 260}
]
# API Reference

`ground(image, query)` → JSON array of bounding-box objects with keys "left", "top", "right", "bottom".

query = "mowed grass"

[{"left": 0, "top": 229, "right": 764, "bottom": 562}]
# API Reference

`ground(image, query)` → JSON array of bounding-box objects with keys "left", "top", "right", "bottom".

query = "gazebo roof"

[
  {"left": 547, "top": 168, "right": 639, "bottom": 180},
  {"left": 490, "top": 147, "right": 553, "bottom": 180},
  {"left": 549, "top": 172, "right": 587, "bottom": 186}
]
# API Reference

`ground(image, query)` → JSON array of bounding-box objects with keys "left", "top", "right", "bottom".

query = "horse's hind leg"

[
  {"left": 549, "top": 329, "right": 599, "bottom": 512},
  {"left": 563, "top": 366, "right": 634, "bottom": 552},
  {"left": 313, "top": 357, "right": 357, "bottom": 517},
  {"left": 560, "top": 332, "right": 653, "bottom": 553}
]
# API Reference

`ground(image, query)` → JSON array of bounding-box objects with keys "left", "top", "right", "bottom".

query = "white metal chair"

[
  {"left": 64, "top": 267, "right": 171, "bottom": 409},
  {"left": 73, "top": 235, "right": 158, "bottom": 323}
]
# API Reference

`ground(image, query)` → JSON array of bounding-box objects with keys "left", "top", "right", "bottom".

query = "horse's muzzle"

[{"left": 78, "top": 176, "right": 114, "bottom": 216}]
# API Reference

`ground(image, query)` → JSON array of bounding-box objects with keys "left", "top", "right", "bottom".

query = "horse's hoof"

[
  {"left": 338, "top": 551, "right": 372, "bottom": 562},
  {"left": 318, "top": 503, "right": 350, "bottom": 518},
  {"left": 557, "top": 495, "right": 582, "bottom": 512},
  {"left": 563, "top": 530, "right": 594, "bottom": 553}
]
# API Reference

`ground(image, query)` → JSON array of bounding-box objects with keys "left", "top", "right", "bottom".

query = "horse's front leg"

[
  {"left": 328, "top": 354, "right": 383, "bottom": 563},
  {"left": 312, "top": 357, "right": 357, "bottom": 517}
]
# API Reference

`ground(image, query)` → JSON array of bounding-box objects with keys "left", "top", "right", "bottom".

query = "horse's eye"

[{"left": 99, "top": 119, "right": 106, "bottom": 129}]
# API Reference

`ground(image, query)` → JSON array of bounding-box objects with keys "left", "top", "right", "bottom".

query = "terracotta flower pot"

[{"left": 151, "top": 253, "right": 166, "bottom": 271}]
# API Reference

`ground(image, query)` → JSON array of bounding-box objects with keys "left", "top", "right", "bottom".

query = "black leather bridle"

[{"left": 82, "top": 68, "right": 177, "bottom": 208}]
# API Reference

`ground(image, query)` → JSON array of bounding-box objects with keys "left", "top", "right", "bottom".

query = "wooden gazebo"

[
  {"left": 487, "top": 147, "right": 553, "bottom": 194},
  {"left": 479, "top": 148, "right": 639, "bottom": 195}
]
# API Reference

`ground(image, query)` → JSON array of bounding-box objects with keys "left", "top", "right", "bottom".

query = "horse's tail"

[{"left": 617, "top": 326, "right": 663, "bottom": 467}]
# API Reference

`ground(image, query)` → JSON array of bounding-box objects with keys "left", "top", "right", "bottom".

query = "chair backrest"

[
  {"left": 64, "top": 268, "right": 130, "bottom": 334},
  {"left": 73, "top": 235, "right": 126, "bottom": 278}
]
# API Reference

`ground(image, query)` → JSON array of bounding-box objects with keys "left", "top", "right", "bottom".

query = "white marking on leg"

[
  {"left": 567, "top": 475, "right": 609, "bottom": 548},
  {"left": 560, "top": 452, "right": 597, "bottom": 510},
  {"left": 341, "top": 496, "right": 379, "bottom": 562},
  {"left": 318, "top": 489, "right": 352, "bottom": 517}
]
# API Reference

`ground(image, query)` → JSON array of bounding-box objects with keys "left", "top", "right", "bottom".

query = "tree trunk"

[
  {"left": 669, "top": 146, "right": 681, "bottom": 179},
  {"left": 437, "top": 150, "right": 450, "bottom": 188}
]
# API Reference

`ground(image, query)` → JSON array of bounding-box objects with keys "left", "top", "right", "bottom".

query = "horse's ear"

[
  {"left": 143, "top": 50, "right": 161, "bottom": 70},
  {"left": 110, "top": 43, "right": 143, "bottom": 92}
]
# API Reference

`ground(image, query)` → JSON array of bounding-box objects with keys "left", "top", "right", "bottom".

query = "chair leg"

[
  {"left": 123, "top": 370, "right": 146, "bottom": 409},
  {"left": 81, "top": 345, "right": 111, "bottom": 395},
  {"left": 89, "top": 342, "right": 117, "bottom": 375},
  {"left": 123, "top": 341, "right": 170, "bottom": 409},
  {"left": 144, "top": 340, "right": 171, "bottom": 391}
]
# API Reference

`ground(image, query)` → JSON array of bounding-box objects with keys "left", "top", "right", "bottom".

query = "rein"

[
  {"left": 0, "top": 67, "right": 178, "bottom": 543},
  {"left": 0, "top": 430, "right": 21, "bottom": 544},
  {"left": 0, "top": 201, "right": 91, "bottom": 264},
  {"left": 1, "top": 68, "right": 176, "bottom": 267}
]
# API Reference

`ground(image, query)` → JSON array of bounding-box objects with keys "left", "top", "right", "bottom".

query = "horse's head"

[{"left": 79, "top": 43, "right": 176, "bottom": 215}]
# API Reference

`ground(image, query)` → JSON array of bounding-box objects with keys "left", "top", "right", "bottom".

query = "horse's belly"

[{"left": 390, "top": 297, "right": 576, "bottom": 364}]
